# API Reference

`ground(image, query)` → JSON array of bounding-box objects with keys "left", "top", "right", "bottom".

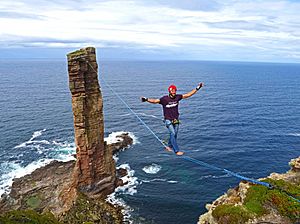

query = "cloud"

[
  {"left": 145, "top": 0, "right": 221, "bottom": 12},
  {"left": 204, "top": 20, "right": 276, "bottom": 32},
  {"left": 0, "top": 11, "right": 46, "bottom": 20},
  {"left": 0, "top": 0, "right": 299, "bottom": 62}
]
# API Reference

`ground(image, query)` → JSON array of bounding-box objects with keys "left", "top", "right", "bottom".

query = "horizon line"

[{"left": 0, "top": 58, "right": 300, "bottom": 65}]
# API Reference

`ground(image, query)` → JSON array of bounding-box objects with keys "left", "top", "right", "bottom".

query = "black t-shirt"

[{"left": 159, "top": 94, "right": 183, "bottom": 120}]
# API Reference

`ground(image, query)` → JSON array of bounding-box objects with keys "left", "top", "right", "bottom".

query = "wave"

[
  {"left": 105, "top": 131, "right": 139, "bottom": 145},
  {"left": 0, "top": 159, "right": 54, "bottom": 196},
  {"left": 115, "top": 163, "right": 139, "bottom": 195},
  {"left": 142, "top": 163, "right": 161, "bottom": 174},
  {"left": 288, "top": 133, "right": 300, "bottom": 137},
  {"left": 196, "top": 171, "right": 253, "bottom": 181},
  {"left": 140, "top": 171, "right": 252, "bottom": 185},
  {"left": 119, "top": 112, "right": 161, "bottom": 120},
  {"left": 141, "top": 178, "right": 178, "bottom": 184},
  {"left": 1, "top": 131, "right": 76, "bottom": 196},
  {"left": 106, "top": 163, "right": 139, "bottom": 224},
  {"left": 14, "top": 129, "right": 48, "bottom": 149},
  {"left": 0, "top": 150, "right": 76, "bottom": 196}
]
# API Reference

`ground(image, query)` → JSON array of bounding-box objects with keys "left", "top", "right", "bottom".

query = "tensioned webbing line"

[{"left": 85, "top": 60, "right": 300, "bottom": 204}]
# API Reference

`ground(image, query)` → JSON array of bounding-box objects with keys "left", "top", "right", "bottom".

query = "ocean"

[{"left": 0, "top": 60, "right": 300, "bottom": 224}]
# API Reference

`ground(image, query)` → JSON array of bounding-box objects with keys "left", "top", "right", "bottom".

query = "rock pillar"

[{"left": 67, "top": 47, "right": 115, "bottom": 194}]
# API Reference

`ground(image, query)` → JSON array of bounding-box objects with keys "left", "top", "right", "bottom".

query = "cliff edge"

[{"left": 198, "top": 156, "right": 300, "bottom": 224}]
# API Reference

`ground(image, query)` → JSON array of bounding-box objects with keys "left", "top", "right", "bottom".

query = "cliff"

[
  {"left": 0, "top": 47, "right": 133, "bottom": 223},
  {"left": 198, "top": 156, "right": 300, "bottom": 224}
]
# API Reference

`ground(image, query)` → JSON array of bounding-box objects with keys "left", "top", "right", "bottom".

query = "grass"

[
  {"left": 212, "top": 204, "right": 252, "bottom": 224},
  {"left": 212, "top": 179, "right": 300, "bottom": 224},
  {"left": 0, "top": 210, "right": 61, "bottom": 224}
]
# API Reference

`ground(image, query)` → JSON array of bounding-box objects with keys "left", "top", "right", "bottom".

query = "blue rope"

[
  {"left": 100, "top": 77, "right": 167, "bottom": 148},
  {"left": 98, "top": 75, "right": 272, "bottom": 189},
  {"left": 85, "top": 61, "right": 300, "bottom": 203}
]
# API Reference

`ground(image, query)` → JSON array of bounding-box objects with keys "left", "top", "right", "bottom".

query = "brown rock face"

[{"left": 67, "top": 47, "right": 115, "bottom": 194}]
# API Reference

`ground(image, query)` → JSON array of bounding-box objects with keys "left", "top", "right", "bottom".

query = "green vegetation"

[
  {"left": 212, "top": 204, "right": 252, "bottom": 224},
  {"left": 67, "top": 48, "right": 87, "bottom": 58},
  {"left": 0, "top": 210, "right": 61, "bottom": 224},
  {"left": 26, "top": 195, "right": 42, "bottom": 209},
  {"left": 266, "top": 178, "right": 300, "bottom": 198},
  {"left": 61, "top": 193, "right": 123, "bottom": 224},
  {"left": 0, "top": 193, "right": 123, "bottom": 224},
  {"left": 212, "top": 179, "right": 300, "bottom": 224},
  {"left": 244, "top": 185, "right": 268, "bottom": 216},
  {"left": 266, "top": 190, "right": 300, "bottom": 220}
]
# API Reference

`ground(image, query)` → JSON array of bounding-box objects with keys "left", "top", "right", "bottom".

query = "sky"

[{"left": 0, "top": 0, "right": 300, "bottom": 62}]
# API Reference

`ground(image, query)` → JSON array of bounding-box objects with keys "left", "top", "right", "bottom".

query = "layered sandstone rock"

[{"left": 67, "top": 47, "right": 116, "bottom": 195}]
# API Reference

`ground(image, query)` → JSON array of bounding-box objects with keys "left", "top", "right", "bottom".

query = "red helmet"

[{"left": 168, "top": 84, "right": 177, "bottom": 92}]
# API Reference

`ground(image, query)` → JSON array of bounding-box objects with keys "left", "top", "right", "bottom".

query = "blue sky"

[{"left": 0, "top": 0, "right": 300, "bottom": 62}]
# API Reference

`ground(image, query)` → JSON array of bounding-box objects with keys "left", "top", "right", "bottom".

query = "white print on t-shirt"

[{"left": 166, "top": 102, "right": 178, "bottom": 108}]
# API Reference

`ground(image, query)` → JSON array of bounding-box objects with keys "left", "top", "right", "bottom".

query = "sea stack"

[
  {"left": 0, "top": 47, "right": 133, "bottom": 223},
  {"left": 67, "top": 47, "right": 116, "bottom": 196}
]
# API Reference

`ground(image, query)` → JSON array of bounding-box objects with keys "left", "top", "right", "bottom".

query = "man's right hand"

[{"left": 141, "top": 97, "right": 148, "bottom": 102}]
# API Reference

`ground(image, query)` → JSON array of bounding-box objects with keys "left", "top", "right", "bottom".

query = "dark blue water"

[{"left": 1, "top": 60, "right": 300, "bottom": 224}]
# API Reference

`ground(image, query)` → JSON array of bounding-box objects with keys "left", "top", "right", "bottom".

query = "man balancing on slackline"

[{"left": 141, "top": 83, "right": 204, "bottom": 156}]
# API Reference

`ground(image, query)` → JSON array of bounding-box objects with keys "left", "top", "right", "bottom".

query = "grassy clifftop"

[{"left": 199, "top": 156, "right": 300, "bottom": 224}]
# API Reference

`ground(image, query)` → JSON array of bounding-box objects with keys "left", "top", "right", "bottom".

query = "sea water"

[{"left": 0, "top": 60, "right": 300, "bottom": 224}]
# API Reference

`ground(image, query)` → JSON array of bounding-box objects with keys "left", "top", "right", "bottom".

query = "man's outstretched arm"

[
  {"left": 182, "top": 83, "right": 204, "bottom": 99},
  {"left": 141, "top": 97, "right": 160, "bottom": 104}
]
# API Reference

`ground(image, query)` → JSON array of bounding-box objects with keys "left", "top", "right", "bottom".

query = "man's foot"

[
  {"left": 176, "top": 151, "right": 184, "bottom": 156},
  {"left": 165, "top": 146, "right": 172, "bottom": 152}
]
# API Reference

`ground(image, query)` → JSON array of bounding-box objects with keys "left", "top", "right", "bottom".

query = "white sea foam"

[
  {"left": 167, "top": 180, "right": 178, "bottom": 184},
  {"left": 196, "top": 172, "right": 252, "bottom": 181},
  {"left": 0, "top": 159, "right": 54, "bottom": 196},
  {"left": 105, "top": 131, "right": 139, "bottom": 145},
  {"left": 14, "top": 129, "right": 47, "bottom": 149},
  {"left": 115, "top": 164, "right": 139, "bottom": 195},
  {"left": 288, "top": 133, "right": 300, "bottom": 137},
  {"left": 140, "top": 175, "right": 230, "bottom": 185},
  {"left": 141, "top": 178, "right": 178, "bottom": 184},
  {"left": 30, "top": 129, "right": 46, "bottom": 141},
  {"left": 112, "top": 154, "right": 119, "bottom": 163},
  {"left": 1, "top": 133, "right": 76, "bottom": 196},
  {"left": 106, "top": 192, "right": 134, "bottom": 223},
  {"left": 53, "top": 148, "right": 76, "bottom": 162},
  {"left": 142, "top": 163, "right": 161, "bottom": 174},
  {"left": 52, "top": 140, "right": 73, "bottom": 147},
  {"left": 137, "top": 112, "right": 161, "bottom": 120},
  {"left": 106, "top": 163, "right": 139, "bottom": 224},
  {"left": 120, "top": 112, "right": 160, "bottom": 120}
]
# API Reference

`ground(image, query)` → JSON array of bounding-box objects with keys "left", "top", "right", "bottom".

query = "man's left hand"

[{"left": 196, "top": 82, "right": 204, "bottom": 90}]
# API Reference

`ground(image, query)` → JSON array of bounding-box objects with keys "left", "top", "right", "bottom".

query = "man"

[{"left": 141, "top": 83, "right": 204, "bottom": 156}]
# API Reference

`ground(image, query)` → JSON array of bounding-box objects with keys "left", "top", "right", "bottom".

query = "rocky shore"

[
  {"left": 198, "top": 156, "right": 300, "bottom": 224},
  {"left": 0, "top": 133, "right": 133, "bottom": 224}
]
